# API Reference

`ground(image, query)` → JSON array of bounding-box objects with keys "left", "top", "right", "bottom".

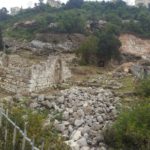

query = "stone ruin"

[{"left": 0, "top": 53, "right": 71, "bottom": 94}]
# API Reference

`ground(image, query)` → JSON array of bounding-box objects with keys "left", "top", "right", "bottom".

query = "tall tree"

[
  {"left": 65, "top": 0, "right": 84, "bottom": 9},
  {"left": 0, "top": 27, "right": 3, "bottom": 51},
  {"left": 0, "top": 7, "right": 9, "bottom": 21}
]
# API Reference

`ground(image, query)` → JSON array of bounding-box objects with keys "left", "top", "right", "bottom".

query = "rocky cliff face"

[
  {"left": 119, "top": 34, "right": 150, "bottom": 78},
  {"left": 30, "top": 33, "right": 86, "bottom": 54},
  {"left": 119, "top": 34, "right": 150, "bottom": 60}
]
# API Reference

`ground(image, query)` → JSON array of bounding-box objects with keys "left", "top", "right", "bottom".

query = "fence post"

[
  {"left": 0, "top": 107, "right": 2, "bottom": 127},
  {"left": 22, "top": 123, "right": 27, "bottom": 150},
  {"left": 32, "top": 138, "right": 35, "bottom": 150},
  {"left": 4, "top": 109, "right": 8, "bottom": 150},
  {"left": 12, "top": 125, "right": 17, "bottom": 150},
  {"left": 41, "top": 139, "right": 45, "bottom": 150}
]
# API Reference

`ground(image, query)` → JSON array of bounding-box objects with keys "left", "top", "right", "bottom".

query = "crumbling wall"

[
  {"left": 0, "top": 54, "right": 31, "bottom": 94},
  {"left": 29, "top": 55, "right": 71, "bottom": 92},
  {"left": 0, "top": 53, "right": 71, "bottom": 94}
]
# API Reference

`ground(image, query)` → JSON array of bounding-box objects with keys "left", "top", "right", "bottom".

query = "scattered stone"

[
  {"left": 74, "top": 119, "right": 84, "bottom": 127},
  {"left": 71, "top": 130, "right": 82, "bottom": 141},
  {"left": 97, "top": 116, "right": 104, "bottom": 123},
  {"left": 77, "top": 137, "right": 87, "bottom": 147},
  {"left": 38, "top": 95, "right": 45, "bottom": 101},
  {"left": 29, "top": 102, "right": 39, "bottom": 109},
  {"left": 29, "top": 86, "right": 121, "bottom": 150}
]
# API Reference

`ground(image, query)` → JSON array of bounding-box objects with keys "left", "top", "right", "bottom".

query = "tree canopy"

[
  {"left": 0, "top": 27, "right": 3, "bottom": 50},
  {"left": 65, "top": 0, "right": 84, "bottom": 9}
]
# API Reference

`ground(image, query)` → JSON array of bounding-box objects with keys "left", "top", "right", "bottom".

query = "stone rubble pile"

[{"left": 30, "top": 87, "right": 121, "bottom": 150}]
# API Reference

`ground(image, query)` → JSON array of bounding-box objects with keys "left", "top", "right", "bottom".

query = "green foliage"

[
  {"left": 77, "top": 25, "right": 121, "bottom": 66},
  {"left": 1, "top": 0, "right": 150, "bottom": 39},
  {"left": 104, "top": 104, "right": 150, "bottom": 150},
  {"left": 65, "top": 0, "right": 84, "bottom": 9},
  {"left": 0, "top": 27, "right": 3, "bottom": 50},
  {"left": 76, "top": 36, "right": 98, "bottom": 65},
  {"left": 57, "top": 10, "right": 85, "bottom": 33},
  {"left": 0, "top": 107, "right": 69, "bottom": 150},
  {"left": 0, "top": 7, "right": 10, "bottom": 21},
  {"left": 135, "top": 77, "right": 150, "bottom": 97}
]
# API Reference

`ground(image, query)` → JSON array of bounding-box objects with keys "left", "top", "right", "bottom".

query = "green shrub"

[
  {"left": 136, "top": 77, "right": 150, "bottom": 97},
  {"left": 57, "top": 10, "right": 85, "bottom": 33},
  {"left": 104, "top": 104, "right": 150, "bottom": 150},
  {"left": 76, "top": 27, "right": 121, "bottom": 66},
  {"left": 76, "top": 36, "right": 98, "bottom": 65},
  {"left": 0, "top": 107, "right": 69, "bottom": 150}
]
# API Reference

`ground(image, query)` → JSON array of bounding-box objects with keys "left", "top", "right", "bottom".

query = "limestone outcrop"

[
  {"left": 30, "top": 33, "right": 86, "bottom": 54},
  {"left": 119, "top": 34, "right": 150, "bottom": 61}
]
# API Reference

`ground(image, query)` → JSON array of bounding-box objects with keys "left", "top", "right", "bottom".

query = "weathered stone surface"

[
  {"left": 0, "top": 54, "right": 71, "bottom": 94},
  {"left": 28, "top": 86, "right": 121, "bottom": 150},
  {"left": 77, "top": 137, "right": 87, "bottom": 147},
  {"left": 71, "top": 130, "right": 82, "bottom": 141},
  {"left": 74, "top": 119, "right": 84, "bottom": 127},
  {"left": 31, "top": 33, "right": 86, "bottom": 54}
]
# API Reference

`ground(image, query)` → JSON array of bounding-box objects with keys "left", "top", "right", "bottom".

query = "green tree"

[
  {"left": 58, "top": 10, "right": 85, "bottom": 33},
  {"left": 0, "top": 7, "right": 9, "bottom": 21},
  {"left": 96, "top": 31, "right": 121, "bottom": 64},
  {"left": 76, "top": 36, "right": 98, "bottom": 65},
  {"left": 0, "top": 27, "right": 3, "bottom": 51},
  {"left": 105, "top": 104, "right": 150, "bottom": 150},
  {"left": 65, "top": 0, "right": 84, "bottom": 9}
]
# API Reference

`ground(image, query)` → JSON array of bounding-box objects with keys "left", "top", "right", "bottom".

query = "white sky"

[{"left": 0, "top": 0, "right": 134, "bottom": 11}]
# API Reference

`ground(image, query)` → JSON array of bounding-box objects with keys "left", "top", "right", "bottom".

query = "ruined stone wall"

[
  {"left": 0, "top": 54, "right": 31, "bottom": 94},
  {"left": 0, "top": 67, "right": 31, "bottom": 93},
  {"left": 0, "top": 53, "right": 71, "bottom": 94},
  {"left": 29, "top": 55, "right": 71, "bottom": 92}
]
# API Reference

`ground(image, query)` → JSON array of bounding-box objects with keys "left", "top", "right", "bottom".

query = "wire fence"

[{"left": 0, "top": 107, "right": 45, "bottom": 150}]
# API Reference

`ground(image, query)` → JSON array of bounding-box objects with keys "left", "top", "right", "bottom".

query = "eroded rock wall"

[{"left": 119, "top": 34, "right": 150, "bottom": 58}]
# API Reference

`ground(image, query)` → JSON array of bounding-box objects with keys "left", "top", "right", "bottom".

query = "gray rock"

[
  {"left": 97, "top": 116, "right": 104, "bottom": 123},
  {"left": 65, "top": 140, "right": 80, "bottom": 150},
  {"left": 100, "top": 146, "right": 107, "bottom": 150},
  {"left": 58, "top": 96, "right": 65, "bottom": 104},
  {"left": 91, "top": 122, "right": 101, "bottom": 131},
  {"left": 54, "top": 123, "right": 65, "bottom": 133},
  {"left": 38, "top": 94, "right": 45, "bottom": 101},
  {"left": 80, "top": 146, "right": 90, "bottom": 150},
  {"left": 68, "top": 125, "right": 73, "bottom": 133},
  {"left": 71, "top": 130, "right": 82, "bottom": 141},
  {"left": 81, "top": 125, "right": 90, "bottom": 134},
  {"left": 29, "top": 102, "right": 39, "bottom": 109},
  {"left": 95, "top": 134, "right": 104, "bottom": 142},
  {"left": 63, "top": 111, "right": 69, "bottom": 120},
  {"left": 77, "top": 109, "right": 85, "bottom": 118},
  {"left": 74, "top": 119, "right": 84, "bottom": 127},
  {"left": 30, "top": 93, "right": 38, "bottom": 99},
  {"left": 77, "top": 137, "right": 87, "bottom": 147},
  {"left": 41, "top": 100, "right": 53, "bottom": 109}
]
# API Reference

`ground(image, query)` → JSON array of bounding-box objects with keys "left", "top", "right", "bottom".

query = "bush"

[
  {"left": 77, "top": 27, "right": 121, "bottom": 66},
  {"left": 0, "top": 107, "right": 69, "bottom": 150},
  {"left": 104, "top": 104, "right": 150, "bottom": 150},
  {"left": 76, "top": 36, "right": 98, "bottom": 65},
  {"left": 136, "top": 77, "right": 150, "bottom": 97},
  {"left": 57, "top": 10, "right": 85, "bottom": 33}
]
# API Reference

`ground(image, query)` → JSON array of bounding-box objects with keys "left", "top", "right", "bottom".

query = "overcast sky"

[{"left": 0, "top": 0, "right": 134, "bottom": 11}]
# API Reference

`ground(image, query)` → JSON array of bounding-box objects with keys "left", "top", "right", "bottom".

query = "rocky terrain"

[{"left": 0, "top": 33, "right": 149, "bottom": 150}]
